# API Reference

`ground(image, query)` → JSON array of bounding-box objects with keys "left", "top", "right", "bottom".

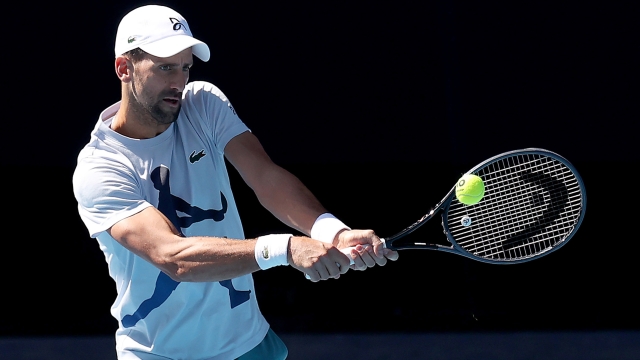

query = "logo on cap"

[
  {"left": 170, "top": 17, "right": 185, "bottom": 31},
  {"left": 127, "top": 36, "right": 136, "bottom": 44}
]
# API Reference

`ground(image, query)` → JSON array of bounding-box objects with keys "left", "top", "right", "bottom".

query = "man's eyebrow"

[{"left": 157, "top": 61, "right": 194, "bottom": 67}]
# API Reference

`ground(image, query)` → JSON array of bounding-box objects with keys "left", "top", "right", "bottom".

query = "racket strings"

[
  {"left": 463, "top": 180, "right": 579, "bottom": 235},
  {"left": 446, "top": 153, "right": 584, "bottom": 261}
]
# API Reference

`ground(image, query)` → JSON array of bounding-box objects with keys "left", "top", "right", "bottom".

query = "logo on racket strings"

[{"left": 461, "top": 216, "right": 472, "bottom": 227}]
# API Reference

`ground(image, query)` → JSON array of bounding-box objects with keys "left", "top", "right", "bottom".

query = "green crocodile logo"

[{"left": 189, "top": 150, "right": 206, "bottom": 164}]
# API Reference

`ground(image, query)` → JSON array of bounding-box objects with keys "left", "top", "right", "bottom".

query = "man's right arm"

[{"left": 107, "top": 206, "right": 352, "bottom": 282}]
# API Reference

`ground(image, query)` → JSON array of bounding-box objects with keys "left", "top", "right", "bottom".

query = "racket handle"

[{"left": 304, "top": 239, "right": 387, "bottom": 280}]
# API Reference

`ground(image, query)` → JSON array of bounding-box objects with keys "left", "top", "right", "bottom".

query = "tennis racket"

[
  {"left": 305, "top": 148, "right": 586, "bottom": 279},
  {"left": 355, "top": 148, "right": 586, "bottom": 264}
]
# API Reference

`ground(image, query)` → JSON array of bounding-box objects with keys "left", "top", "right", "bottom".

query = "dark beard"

[
  {"left": 130, "top": 82, "right": 181, "bottom": 126},
  {"left": 148, "top": 101, "right": 181, "bottom": 125}
]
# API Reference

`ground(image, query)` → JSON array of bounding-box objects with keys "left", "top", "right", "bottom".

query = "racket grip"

[{"left": 303, "top": 240, "right": 387, "bottom": 280}]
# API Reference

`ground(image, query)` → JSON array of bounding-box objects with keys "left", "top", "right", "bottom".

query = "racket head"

[{"left": 441, "top": 148, "right": 587, "bottom": 264}]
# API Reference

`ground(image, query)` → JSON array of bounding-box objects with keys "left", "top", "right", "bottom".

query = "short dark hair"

[{"left": 122, "top": 48, "right": 148, "bottom": 63}]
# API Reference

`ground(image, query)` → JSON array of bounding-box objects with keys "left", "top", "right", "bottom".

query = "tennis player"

[{"left": 72, "top": 4, "right": 398, "bottom": 360}]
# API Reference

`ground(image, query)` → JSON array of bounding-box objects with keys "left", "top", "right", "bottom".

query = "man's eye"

[{"left": 159, "top": 65, "right": 171, "bottom": 71}]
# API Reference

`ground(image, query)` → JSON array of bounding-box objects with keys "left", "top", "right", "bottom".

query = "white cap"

[{"left": 114, "top": 5, "right": 210, "bottom": 62}]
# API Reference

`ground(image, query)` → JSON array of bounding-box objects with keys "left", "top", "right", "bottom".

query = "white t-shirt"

[{"left": 73, "top": 81, "right": 269, "bottom": 359}]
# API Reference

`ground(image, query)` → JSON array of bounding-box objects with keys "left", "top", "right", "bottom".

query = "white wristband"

[
  {"left": 255, "top": 234, "right": 291, "bottom": 270},
  {"left": 310, "top": 213, "right": 351, "bottom": 244}
]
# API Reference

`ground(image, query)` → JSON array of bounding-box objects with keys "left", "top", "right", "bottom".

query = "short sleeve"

[{"left": 72, "top": 150, "right": 152, "bottom": 238}]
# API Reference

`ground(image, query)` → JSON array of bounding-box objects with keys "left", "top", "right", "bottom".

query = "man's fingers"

[
  {"left": 347, "top": 247, "right": 369, "bottom": 270},
  {"left": 383, "top": 248, "right": 400, "bottom": 261}
]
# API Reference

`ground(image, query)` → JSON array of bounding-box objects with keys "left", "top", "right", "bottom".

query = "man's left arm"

[{"left": 223, "top": 131, "right": 398, "bottom": 268}]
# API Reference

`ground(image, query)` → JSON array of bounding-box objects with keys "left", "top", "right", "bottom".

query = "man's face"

[{"left": 128, "top": 48, "right": 194, "bottom": 125}]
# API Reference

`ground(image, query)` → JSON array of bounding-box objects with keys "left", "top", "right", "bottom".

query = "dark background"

[{"left": 4, "top": 0, "right": 637, "bottom": 338}]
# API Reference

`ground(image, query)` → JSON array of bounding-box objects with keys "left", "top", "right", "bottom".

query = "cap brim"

[{"left": 140, "top": 35, "right": 210, "bottom": 62}]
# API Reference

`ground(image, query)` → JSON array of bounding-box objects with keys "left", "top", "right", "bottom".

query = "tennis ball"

[{"left": 455, "top": 174, "right": 485, "bottom": 205}]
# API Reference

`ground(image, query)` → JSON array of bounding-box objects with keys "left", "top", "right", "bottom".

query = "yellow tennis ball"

[{"left": 455, "top": 174, "right": 485, "bottom": 205}]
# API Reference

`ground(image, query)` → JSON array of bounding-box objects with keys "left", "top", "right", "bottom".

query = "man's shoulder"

[
  {"left": 184, "top": 81, "right": 223, "bottom": 97},
  {"left": 181, "top": 81, "right": 231, "bottom": 112}
]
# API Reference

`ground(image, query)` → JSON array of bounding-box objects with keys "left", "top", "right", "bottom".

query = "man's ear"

[{"left": 115, "top": 56, "right": 133, "bottom": 83}]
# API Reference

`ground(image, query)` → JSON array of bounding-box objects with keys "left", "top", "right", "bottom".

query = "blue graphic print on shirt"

[{"left": 122, "top": 165, "right": 251, "bottom": 328}]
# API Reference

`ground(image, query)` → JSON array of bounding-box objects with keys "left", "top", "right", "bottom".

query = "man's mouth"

[{"left": 163, "top": 97, "right": 180, "bottom": 106}]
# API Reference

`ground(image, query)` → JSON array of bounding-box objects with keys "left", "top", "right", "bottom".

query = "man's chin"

[{"left": 151, "top": 105, "right": 181, "bottom": 125}]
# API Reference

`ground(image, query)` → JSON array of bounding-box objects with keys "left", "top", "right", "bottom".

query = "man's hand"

[
  {"left": 335, "top": 229, "right": 399, "bottom": 271},
  {"left": 288, "top": 236, "right": 352, "bottom": 282}
]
